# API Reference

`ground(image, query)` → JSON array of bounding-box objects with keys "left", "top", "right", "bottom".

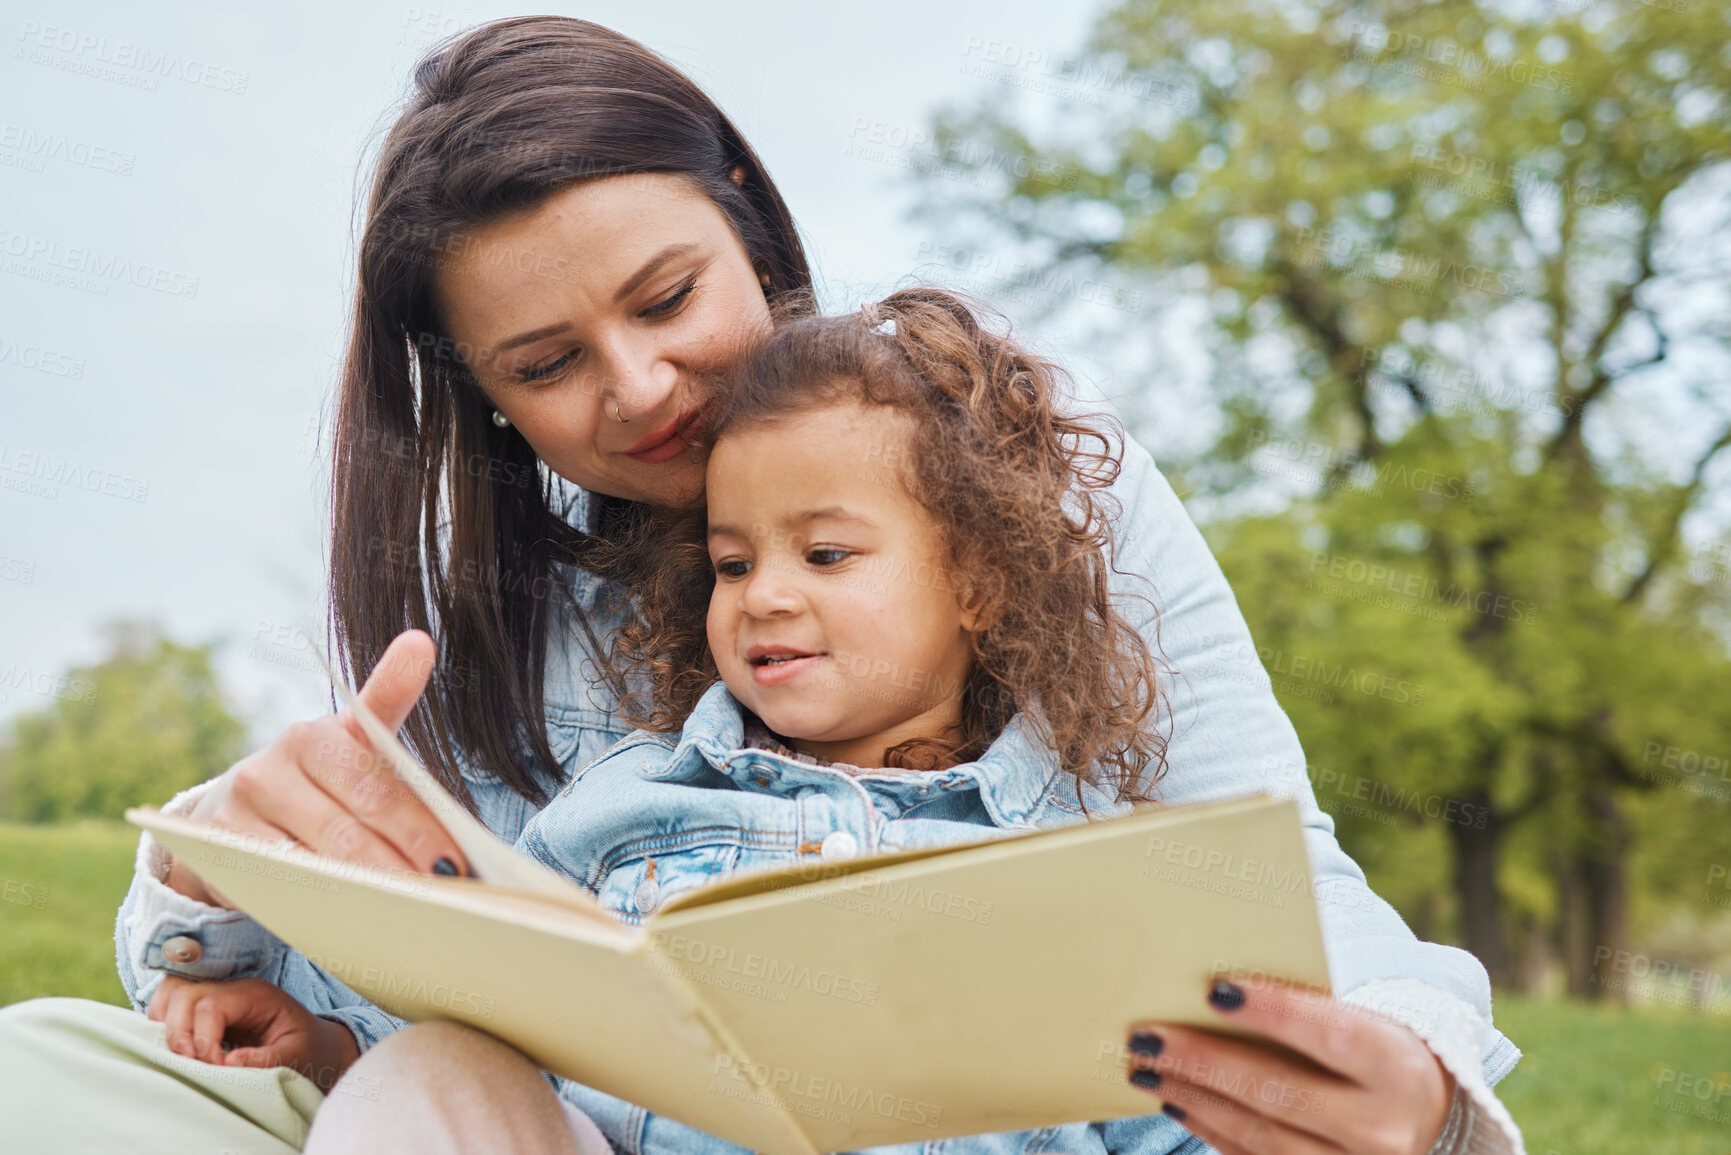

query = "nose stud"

[{"left": 614, "top": 398, "right": 628, "bottom": 423}]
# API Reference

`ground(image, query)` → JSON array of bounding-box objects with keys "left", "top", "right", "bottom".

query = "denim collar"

[{"left": 646, "top": 681, "right": 1124, "bottom": 831}]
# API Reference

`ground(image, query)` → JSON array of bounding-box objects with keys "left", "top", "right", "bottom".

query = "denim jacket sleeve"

[
  {"left": 113, "top": 778, "right": 555, "bottom": 1050},
  {"left": 112, "top": 776, "right": 414, "bottom": 1050},
  {"left": 112, "top": 564, "right": 636, "bottom": 1053},
  {"left": 1100, "top": 420, "right": 1521, "bottom": 1093}
]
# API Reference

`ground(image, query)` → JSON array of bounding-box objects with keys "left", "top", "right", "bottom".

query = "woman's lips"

[{"left": 624, "top": 402, "right": 709, "bottom": 465}]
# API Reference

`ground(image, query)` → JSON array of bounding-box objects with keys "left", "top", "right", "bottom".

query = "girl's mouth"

[{"left": 747, "top": 648, "right": 825, "bottom": 686}]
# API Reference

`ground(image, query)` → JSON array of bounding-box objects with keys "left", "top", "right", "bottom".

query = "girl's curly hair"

[{"left": 601, "top": 286, "right": 1168, "bottom": 806}]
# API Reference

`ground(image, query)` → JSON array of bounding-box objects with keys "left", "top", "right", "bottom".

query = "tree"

[
  {"left": 911, "top": 0, "right": 1731, "bottom": 990},
  {"left": 0, "top": 623, "right": 246, "bottom": 822}
]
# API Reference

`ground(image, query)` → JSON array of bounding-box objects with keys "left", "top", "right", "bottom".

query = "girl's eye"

[
  {"left": 806, "top": 548, "right": 850, "bottom": 567},
  {"left": 643, "top": 278, "right": 697, "bottom": 319},
  {"left": 714, "top": 558, "right": 752, "bottom": 579},
  {"left": 518, "top": 349, "right": 579, "bottom": 384}
]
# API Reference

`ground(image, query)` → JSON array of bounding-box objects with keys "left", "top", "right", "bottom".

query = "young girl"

[{"left": 515, "top": 286, "right": 1183, "bottom": 1151}]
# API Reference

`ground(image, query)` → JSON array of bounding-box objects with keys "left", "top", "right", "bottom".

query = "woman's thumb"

[{"left": 354, "top": 629, "right": 437, "bottom": 734}]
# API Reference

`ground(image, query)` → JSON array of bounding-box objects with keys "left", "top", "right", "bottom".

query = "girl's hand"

[
  {"left": 147, "top": 976, "right": 362, "bottom": 1092},
  {"left": 163, "top": 630, "right": 468, "bottom": 907},
  {"left": 1127, "top": 980, "right": 1455, "bottom": 1155}
]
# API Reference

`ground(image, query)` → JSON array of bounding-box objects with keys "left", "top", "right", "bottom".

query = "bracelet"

[{"left": 1425, "top": 1079, "right": 1470, "bottom": 1155}]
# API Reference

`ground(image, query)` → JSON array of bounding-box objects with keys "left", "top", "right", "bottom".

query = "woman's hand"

[
  {"left": 163, "top": 630, "right": 469, "bottom": 907},
  {"left": 147, "top": 976, "right": 362, "bottom": 1093},
  {"left": 1127, "top": 979, "right": 1455, "bottom": 1155}
]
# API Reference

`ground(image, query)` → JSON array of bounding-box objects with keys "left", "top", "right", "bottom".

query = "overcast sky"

[{"left": 1, "top": 0, "right": 1156, "bottom": 741}]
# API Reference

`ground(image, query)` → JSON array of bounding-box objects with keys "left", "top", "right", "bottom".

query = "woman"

[{"left": 0, "top": 17, "right": 1523, "bottom": 1155}]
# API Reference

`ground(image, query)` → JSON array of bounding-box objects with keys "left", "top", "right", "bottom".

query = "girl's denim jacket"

[
  {"left": 112, "top": 420, "right": 1523, "bottom": 1153},
  {"left": 518, "top": 679, "right": 1208, "bottom": 1154}
]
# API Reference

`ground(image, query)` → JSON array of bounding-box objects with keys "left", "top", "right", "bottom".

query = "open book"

[{"left": 127, "top": 679, "right": 1331, "bottom": 1154}]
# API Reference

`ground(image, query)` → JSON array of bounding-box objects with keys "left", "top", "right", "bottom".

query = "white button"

[
  {"left": 161, "top": 935, "right": 203, "bottom": 965},
  {"left": 634, "top": 876, "right": 661, "bottom": 914},
  {"left": 820, "top": 831, "right": 859, "bottom": 862}
]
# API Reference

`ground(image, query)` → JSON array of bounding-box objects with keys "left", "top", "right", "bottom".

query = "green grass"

[
  {"left": 0, "top": 819, "right": 137, "bottom": 1008},
  {"left": 1495, "top": 996, "right": 1731, "bottom": 1155},
  {"left": 1, "top": 822, "right": 1728, "bottom": 1150}
]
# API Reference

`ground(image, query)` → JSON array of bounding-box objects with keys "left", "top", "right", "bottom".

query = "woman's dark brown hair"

[
  {"left": 611, "top": 287, "right": 1168, "bottom": 806},
  {"left": 330, "top": 17, "right": 812, "bottom": 811}
]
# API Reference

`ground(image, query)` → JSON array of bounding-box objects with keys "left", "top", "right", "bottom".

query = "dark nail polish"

[
  {"left": 1161, "top": 1101, "right": 1188, "bottom": 1121},
  {"left": 1208, "top": 980, "right": 1245, "bottom": 1011},
  {"left": 432, "top": 857, "right": 458, "bottom": 877},
  {"left": 1127, "top": 1031, "right": 1164, "bottom": 1057},
  {"left": 1130, "top": 1068, "right": 1162, "bottom": 1091}
]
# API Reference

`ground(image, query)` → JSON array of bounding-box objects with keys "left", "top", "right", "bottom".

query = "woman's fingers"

[
  {"left": 231, "top": 730, "right": 436, "bottom": 876},
  {"left": 348, "top": 629, "right": 437, "bottom": 739},
  {"left": 1131, "top": 979, "right": 1455, "bottom": 1155},
  {"left": 167, "top": 629, "right": 465, "bottom": 905},
  {"left": 1201, "top": 978, "right": 1396, "bottom": 1085},
  {"left": 293, "top": 721, "right": 466, "bottom": 875},
  {"left": 222, "top": 637, "right": 466, "bottom": 875},
  {"left": 323, "top": 630, "right": 468, "bottom": 875},
  {"left": 1128, "top": 1023, "right": 1344, "bottom": 1143},
  {"left": 1158, "top": 1093, "right": 1348, "bottom": 1155}
]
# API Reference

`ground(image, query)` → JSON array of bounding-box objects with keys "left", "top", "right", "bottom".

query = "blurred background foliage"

[
  {"left": 909, "top": 0, "right": 1731, "bottom": 1000},
  {"left": 0, "top": 623, "right": 244, "bottom": 823}
]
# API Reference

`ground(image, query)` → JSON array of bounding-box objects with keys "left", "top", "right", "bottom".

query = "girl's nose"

[{"left": 739, "top": 561, "right": 802, "bottom": 618}]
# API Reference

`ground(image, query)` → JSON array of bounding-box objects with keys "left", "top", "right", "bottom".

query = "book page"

[
  {"left": 646, "top": 795, "right": 1329, "bottom": 1152},
  {"left": 655, "top": 828, "right": 1031, "bottom": 916}
]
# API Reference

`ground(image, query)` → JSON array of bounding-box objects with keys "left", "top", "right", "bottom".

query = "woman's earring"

[{"left": 491, "top": 409, "right": 510, "bottom": 428}]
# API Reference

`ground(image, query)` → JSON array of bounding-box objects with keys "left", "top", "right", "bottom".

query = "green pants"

[{"left": 0, "top": 997, "right": 325, "bottom": 1154}]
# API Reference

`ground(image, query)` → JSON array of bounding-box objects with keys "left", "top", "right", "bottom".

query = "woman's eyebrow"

[
  {"left": 614, "top": 243, "right": 700, "bottom": 304},
  {"left": 496, "top": 321, "right": 573, "bottom": 353},
  {"left": 492, "top": 243, "right": 702, "bottom": 354}
]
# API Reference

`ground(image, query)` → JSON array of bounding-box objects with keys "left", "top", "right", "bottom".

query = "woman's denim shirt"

[
  {"left": 517, "top": 680, "right": 1205, "bottom": 1155},
  {"left": 111, "top": 414, "right": 1520, "bottom": 1147}
]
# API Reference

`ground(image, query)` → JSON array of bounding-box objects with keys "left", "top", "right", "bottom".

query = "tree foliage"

[
  {"left": 0, "top": 624, "right": 245, "bottom": 823},
  {"left": 913, "top": 0, "right": 1731, "bottom": 990}
]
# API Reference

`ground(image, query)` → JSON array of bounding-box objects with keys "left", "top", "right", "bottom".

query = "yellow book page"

[{"left": 644, "top": 794, "right": 1329, "bottom": 1151}]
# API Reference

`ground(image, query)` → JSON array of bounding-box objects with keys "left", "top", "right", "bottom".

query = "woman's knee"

[
  {"left": 0, "top": 1000, "right": 126, "bottom": 1134},
  {"left": 0, "top": 997, "right": 78, "bottom": 1068},
  {"left": 0, "top": 996, "right": 109, "bottom": 1039},
  {"left": 0, "top": 996, "right": 155, "bottom": 1061},
  {"left": 0, "top": 997, "right": 317, "bottom": 1153}
]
